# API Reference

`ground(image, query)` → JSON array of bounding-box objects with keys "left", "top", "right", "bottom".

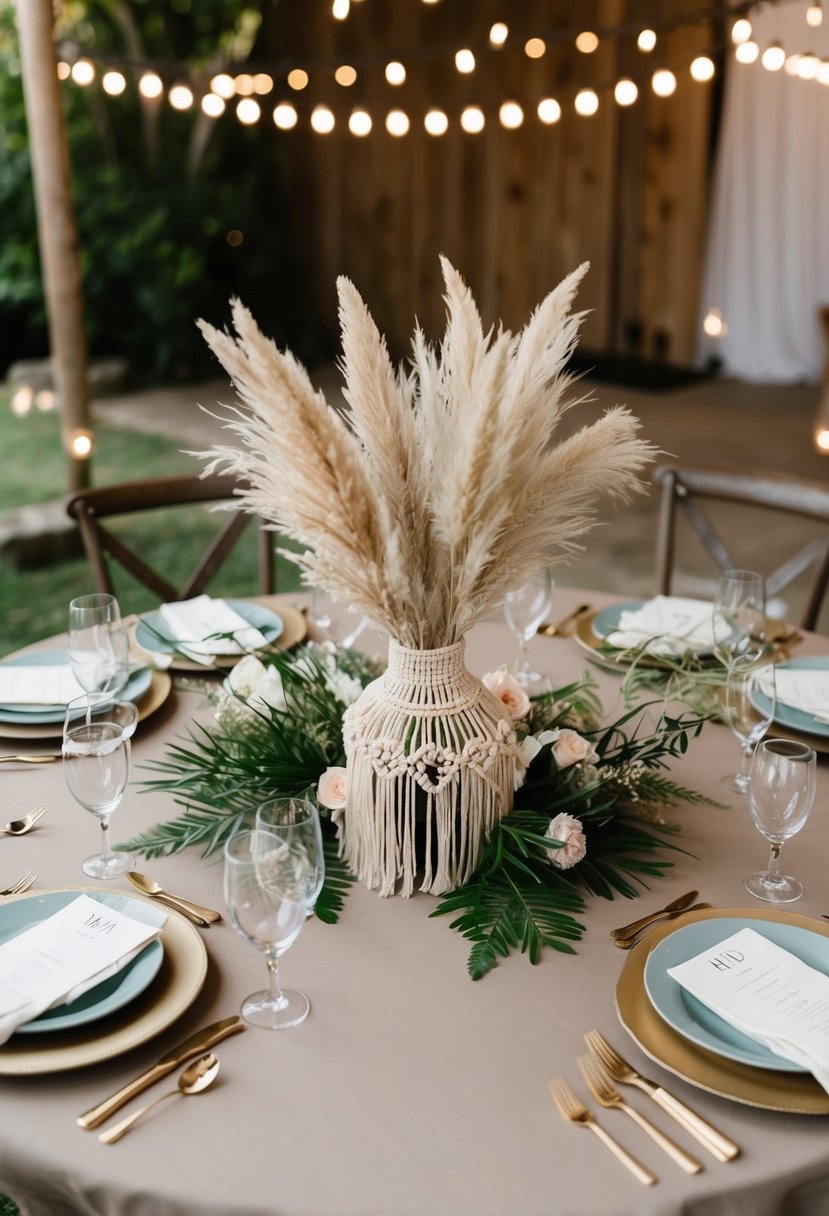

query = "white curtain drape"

[{"left": 699, "top": 1, "right": 829, "bottom": 383}]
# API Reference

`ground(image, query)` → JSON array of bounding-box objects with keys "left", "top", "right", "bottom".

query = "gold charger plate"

[
  {"left": 616, "top": 905, "right": 829, "bottom": 1114},
  {"left": 0, "top": 669, "right": 173, "bottom": 741},
  {"left": 150, "top": 600, "right": 307, "bottom": 673},
  {"left": 0, "top": 885, "right": 207, "bottom": 1075}
]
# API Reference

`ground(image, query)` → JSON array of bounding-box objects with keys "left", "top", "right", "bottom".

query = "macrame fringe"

[{"left": 342, "top": 639, "right": 517, "bottom": 897}]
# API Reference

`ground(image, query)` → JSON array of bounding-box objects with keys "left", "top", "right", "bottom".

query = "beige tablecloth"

[{"left": 0, "top": 590, "right": 828, "bottom": 1216}]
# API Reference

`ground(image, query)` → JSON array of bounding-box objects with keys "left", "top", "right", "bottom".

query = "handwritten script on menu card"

[
  {"left": 0, "top": 895, "right": 163, "bottom": 1033},
  {"left": 668, "top": 926, "right": 829, "bottom": 1089}
]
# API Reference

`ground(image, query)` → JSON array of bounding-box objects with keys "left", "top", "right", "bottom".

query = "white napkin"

[
  {"left": 668, "top": 927, "right": 829, "bottom": 1094},
  {"left": 0, "top": 663, "right": 86, "bottom": 707},
  {"left": 124, "top": 615, "right": 173, "bottom": 672},
  {"left": 605, "top": 596, "right": 727, "bottom": 657},
  {"left": 763, "top": 669, "right": 829, "bottom": 725},
  {"left": 0, "top": 895, "right": 166, "bottom": 1045},
  {"left": 158, "top": 595, "right": 268, "bottom": 664}
]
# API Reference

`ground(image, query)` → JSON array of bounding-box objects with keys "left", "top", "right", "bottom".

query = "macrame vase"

[{"left": 341, "top": 638, "right": 517, "bottom": 897}]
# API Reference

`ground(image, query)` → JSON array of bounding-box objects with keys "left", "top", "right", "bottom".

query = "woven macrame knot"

[{"left": 341, "top": 638, "right": 518, "bottom": 897}]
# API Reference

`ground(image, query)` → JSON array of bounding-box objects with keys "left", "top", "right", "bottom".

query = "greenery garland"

[{"left": 122, "top": 645, "right": 716, "bottom": 978}]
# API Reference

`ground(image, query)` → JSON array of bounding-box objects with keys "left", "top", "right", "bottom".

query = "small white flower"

[
  {"left": 325, "top": 668, "right": 363, "bottom": 707},
  {"left": 250, "top": 666, "right": 288, "bottom": 713},
  {"left": 482, "top": 667, "right": 531, "bottom": 721},
  {"left": 226, "top": 654, "right": 267, "bottom": 699},
  {"left": 514, "top": 733, "right": 543, "bottom": 790},
  {"left": 545, "top": 812, "right": 587, "bottom": 869}
]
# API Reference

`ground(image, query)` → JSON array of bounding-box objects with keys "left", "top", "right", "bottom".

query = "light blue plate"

[
  {"left": 135, "top": 599, "right": 283, "bottom": 656},
  {"left": 754, "top": 656, "right": 829, "bottom": 741},
  {"left": 0, "top": 890, "right": 165, "bottom": 1036},
  {"left": 644, "top": 917, "right": 829, "bottom": 1072},
  {"left": 0, "top": 651, "right": 152, "bottom": 725},
  {"left": 592, "top": 601, "right": 644, "bottom": 642}
]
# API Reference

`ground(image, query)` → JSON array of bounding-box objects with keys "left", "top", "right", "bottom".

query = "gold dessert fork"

[
  {"left": 547, "top": 1075, "right": 657, "bottom": 1186},
  {"left": 0, "top": 805, "right": 46, "bottom": 837},
  {"left": 584, "top": 1030, "right": 739, "bottom": 1162},
  {"left": 577, "top": 1055, "right": 702, "bottom": 1174},
  {"left": 0, "top": 870, "right": 37, "bottom": 896}
]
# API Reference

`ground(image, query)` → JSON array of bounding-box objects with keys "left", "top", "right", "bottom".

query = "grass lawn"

[{"left": 0, "top": 390, "right": 301, "bottom": 654}]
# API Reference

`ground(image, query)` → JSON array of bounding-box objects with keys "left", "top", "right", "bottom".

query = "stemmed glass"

[
  {"left": 308, "top": 587, "right": 366, "bottom": 649},
  {"left": 503, "top": 570, "right": 553, "bottom": 686},
  {"left": 256, "top": 796, "right": 325, "bottom": 918},
  {"left": 712, "top": 570, "right": 765, "bottom": 667},
  {"left": 62, "top": 696, "right": 138, "bottom": 879},
  {"left": 722, "top": 652, "right": 776, "bottom": 793},
  {"left": 744, "top": 738, "right": 816, "bottom": 902},
  {"left": 68, "top": 593, "right": 128, "bottom": 695},
  {"left": 224, "top": 827, "right": 311, "bottom": 1029}
]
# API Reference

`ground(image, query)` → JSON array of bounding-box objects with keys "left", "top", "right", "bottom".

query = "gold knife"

[
  {"left": 0, "top": 754, "right": 59, "bottom": 764},
  {"left": 77, "top": 1015, "right": 245, "bottom": 1130},
  {"left": 610, "top": 890, "right": 699, "bottom": 940}
]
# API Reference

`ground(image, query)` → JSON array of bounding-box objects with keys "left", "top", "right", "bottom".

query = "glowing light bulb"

[
  {"left": 254, "top": 73, "right": 273, "bottom": 94},
  {"left": 236, "top": 97, "right": 260, "bottom": 124},
  {"left": 311, "top": 104, "right": 335, "bottom": 133},
  {"left": 234, "top": 73, "right": 255, "bottom": 96},
  {"left": 386, "top": 109, "right": 410, "bottom": 136},
  {"left": 614, "top": 78, "right": 638, "bottom": 105},
  {"left": 349, "top": 108, "right": 372, "bottom": 136},
  {"left": 816, "top": 428, "right": 829, "bottom": 451},
  {"left": 424, "top": 108, "right": 448, "bottom": 135},
  {"left": 455, "top": 49, "right": 476, "bottom": 74},
  {"left": 732, "top": 18, "right": 752, "bottom": 44},
  {"left": 169, "top": 84, "right": 193, "bottom": 110},
  {"left": 201, "top": 93, "right": 226, "bottom": 117},
  {"left": 574, "top": 88, "right": 599, "bottom": 115},
  {"left": 690, "top": 56, "right": 715, "bottom": 82},
  {"left": 335, "top": 65, "right": 357, "bottom": 86},
  {"left": 210, "top": 73, "right": 235, "bottom": 99},
  {"left": 637, "top": 29, "right": 657, "bottom": 52},
  {"left": 10, "top": 386, "right": 32, "bottom": 417},
  {"left": 524, "top": 38, "right": 546, "bottom": 59},
  {"left": 57, "top": 61, "right": 71, "bottom": 81},
  {"left": 703, "top": 308, "right": 726, "bottom": 338},
  {"left": 385, "top": 61, "right": 406, "bottom": 86},
  {"left": 735, "top": 41, "right": 759, "bottom": 64},
  {"left": 69, "top": 429, "right": 95, "bottom": 459},
  {"left": 761, "top": 43, "right": 786, "bottom": 71},
  {"left": 807, "top": 3, "right": 823, "bottom": 27},
  {"left": 818, "top": 60, "right": 829, "bottom": 84},
  {"left": 138, "top": 71, "right": 163, "bottom": 99},
  {"left": 575, "top": 31, "right": 599, "bottom": 53},
  {"left": 784, "top": 53, "right": 803, "bottom": 75},
  {"left": 797, "top": 53, "right": 820, "bottom": 78},
  {"left": 460, "top": 105, "right": 485, "bottom": 133},
  {"left": 499, "top": 101, "right": 523, "bottom": 129},
  {"left": 35, "top": 389, "right": 55, "bottom": 412},
  {"left": 332, "top": 0, "right": 350, "bottom": 18},
  {"left": 102, "top": 70, "right": 126, "bottom": 95},
  {"left": 71, "top": 60, "right": 95, "bottom": 86},
  {"left": 489, "top": 23, "right": 508, "bottom": 47},
  {"left": 537, "top": 97, "right": 561, "bottom": 124},
  {"left": 273, "top": 102, "right": 298, "bottom": 129},
  {"left": 652, "top": 68, "right": 677, "bottom": 96},
  {"left": 287, "top": 69, "right": 309, "bottom": 91}
]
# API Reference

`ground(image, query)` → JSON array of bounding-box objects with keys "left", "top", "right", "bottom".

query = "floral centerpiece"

[{"left": 189, "top": 259, "right": 656, "bottom": 897}]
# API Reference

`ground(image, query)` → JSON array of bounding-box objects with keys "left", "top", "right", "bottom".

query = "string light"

[
  {"left": 797, "top": 52, "right": 820, "bottom": 78},
  {"left": 575, "top": 31, "right": 599, "bottom": 54},
  {"left": 386, "top": 109, "right": 410, "bottom": 136},
  {"left": 201, "top": 93, "right": 225, "bottom": 117},
  {"left": 652, "top": 68, "right": 677, "bottom": 95},
  {"left": 455, "top": 49, "right": 475, "bottom": 74},
  {"left": 424, "top": 108, "right": 448, "bottom": 135},
  {"left": 524, "top": 38, "right": 546, "bottom": 59},
  {"left": 35, "top": 389, "right": 56, "bottom": 412},
  {"left": 234, "top": 73, "right": 255, "bottom": 96},
  {"left": 138, "top": 71, "right": 163, "bottom": 99},
  {"left": 735, "top": 41, "right": 759, "bottom": 64},
  {"left": 499, "top": 100, "right": 524, "bottom": 129},
  {"left": 332, "top": 0, "right": 350, "bottom": 19},
  {"left": 210, "top": 74, "right": 235, "bottom": 99},
  {"left": 460, "top": 105, "right": 485, "bottom": 133},
  {"left": 71, "top": 59, "right": 95, "bottom": 86},
  {"left": 10, "top": 386, "right": 32, "bottom": 418},
  {"left": 807, "top": 3, "right": 823, "bottom": 27},
  {"left": 703, "top": 307, "right": 727, "bottom": 337},
  {"left": 102, "top": 70, "right": 126, "bottom": 95},
  {"left": 690, "top": 55, "right": 715, "bottom": 81},
  {"left": 761, "top": 43, "right": 786, "bottom": 71},
  {"left": 385, "top": 61, "right": 406, "bottom": 86},
  {"left": 637, "top": 29, "right": 657, "bottom": 52},
  {"left": 818, "top": 59, "right": 829, "bottom": 83},
  {"left": 537, "top": 97, "right": 561, "bottom": 124},
  {"left": 69, "top": 429, "right": 95, "bottom": 460},
  {"left": 287, "top": 69, "right": 309, "bottom": 90},
  {"left": 310, "top": 104, "right": 335, "bottom": 133},
  {"left": 614, "top": 78, "right": 638, "bottom": 105},
  {"left": 335, "top": 65, "right": 357, "bottom": 86},
  {"left": 489, "top": 23, "right": 508, "bottom": 47},
  {"left": 254, "top": 73, "right": 273, "bottom": 94},
  {"left": 349, "top": 108, "right": 372, "bottom": 136},
  {"left": 57, "top": 61, "right": 71, "bottom": 81},
  {"left": 236, "top": 97, "right": 260, "bottom": 124},
  {"left": 169, "top": 84, "right": 193, "bottom": 109},
  {"left": 273, "top": 102, "right": 298, "bottom": 129},
  {"left": 732, "top": 18, "right": 752, "bottom": 44},
  {"left": 574, "top": 88, "right": 599, "bottom": 115},
  {"left": 815, "top": 428, "right": 829, "bottom": 452}
]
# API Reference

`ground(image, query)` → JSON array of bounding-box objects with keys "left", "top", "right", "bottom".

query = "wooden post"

[{"left": 16, "top": 0, "right": 91, "bottom": 491}]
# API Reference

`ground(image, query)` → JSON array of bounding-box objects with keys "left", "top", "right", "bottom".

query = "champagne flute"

[
  {"left": 712, "top": 570, "right": 765, "bottom": 667},
  {"left": 63, "top": 696, "right": 138, "bottom": 879},
  {"left": 256, "top": 796, "right": 325, "bottom": 918},
  {"left": 744, "top": 738, "right": 816, "bottom": 902},
  {"left": 503, "top": 570, "right": 553, "bottom": 686},
  {"left": 224, "top": 828, "right": 311, "bottom": 1029},
  {"left": 68, "top": 594, "right": 126, "bottom": 695},
  {"left": 722, "top": 651, "right": 776, "bottom": 793}
]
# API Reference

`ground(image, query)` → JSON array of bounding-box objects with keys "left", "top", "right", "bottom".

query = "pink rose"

[
  {"left": 545, "top": 812, "right": 587, "bottom": 869},
  {"left": 317, "top": 765, "right": 348, "bottom": 810},
  {"left": 482, "top": 668, "right": 531, "bottom": 721},
  {"left": 543, "top": 727, "right": 598, "bottom": 770}
]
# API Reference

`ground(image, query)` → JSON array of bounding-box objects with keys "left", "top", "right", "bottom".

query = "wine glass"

[
  {"left": 712, "top": 570, "right": 765, "bottom": 667},
  {"left": 308, "top": 586, "right": 366, "bottom": 649},
  {"left": 62, "top": 696, "right": 138, "bottom": 879},
  {"left": 722, "top": 651, "right": 776, "bottom": 793},
  {"left": 256, "top": 796, "right": 325, "bottom": 918},
  {"left": 744, "top": 738, "right": 816, "bottom": 902},
  {"left": 224, "top": 827, "right": 311, "bottom": 1030},
  {"left": 68, "top": 594, "right": 127, "bottom": 695},
  {"left": 503, "top": 570, "right": 553, "bottom": 686}
]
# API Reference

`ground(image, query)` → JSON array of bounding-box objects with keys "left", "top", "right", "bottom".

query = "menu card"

[
  {"left": 668, "top": 927, "right": 829, "bottom": 1092},
  {"left": 158, "top": 595, "right": 268, "bottom": 660},
  {"left": 0, "top": 895, "right": 165, "bottom": 1044},
  {"left": 0, "top": 663, "right": 85, "bottom": 707}
]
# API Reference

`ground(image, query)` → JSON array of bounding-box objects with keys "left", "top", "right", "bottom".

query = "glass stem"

[
  {"left": 516, "top": 637, "right": 528, "bottom": 677},
  {"left": 99, "top": 815, "right": 114, "bottom": 861},
  {"left": 738, "top": 743, "right": 752, "bottom": 783},
  {"left": 766, "top": 841, "right": 783, "bottom": 882},
  {"left": 266, "top": 950, "right": 284, "bottom": 1004}
]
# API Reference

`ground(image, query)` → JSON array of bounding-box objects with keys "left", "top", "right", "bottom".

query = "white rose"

[
  {"left": 545, "top": 812, "right": 587, "bottom": 869},
  {"left": 250, "top": 666, "right": 288, "bottom": 713},
  {"left": 544, "top": 727, "right": 598, "bottom": 770},
  {"left": 514, "top": 733, "right": 543, "bottom": 790},
  {"left": 482, "top": 668, "right": 531, "bottom": 721},
  {"left": 226, "top": 654, "right": 267, "bottom": 699},
  {"left": 317, "top": 765, "right": 348, "bottom": 810}
]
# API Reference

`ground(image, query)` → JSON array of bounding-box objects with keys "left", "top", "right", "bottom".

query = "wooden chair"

[
  {"left": 652, "top": 463, "right": 829, "bottom": 630},
  {"left": 65, "top": 474, "right": 274, "bottom": 602}
]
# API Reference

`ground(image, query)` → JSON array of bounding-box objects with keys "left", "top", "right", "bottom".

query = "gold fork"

[
  {"left": 577, "top": 1055, "right": 702, "bottom": 1175},
  {"left": 0, "top": 870, "right": 37, "bottom": 896},
  {"left": 584, "top": 1030, "right": 740, "bottom": 1162},
  {"left": 547, "top": 1076, "right": 656, "bottom": 1186},
  {"left": 0, "top": 805, "right": 46, "bottom": 837}
]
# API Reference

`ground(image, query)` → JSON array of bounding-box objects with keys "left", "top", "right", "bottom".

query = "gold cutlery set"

[
  {"left": 126, "top": 872, "right": 223, "bottom": 928},
  {"left": 550, "top": 1030, "right": 740, "bottom": 1185},
  {"left": 611, "top": 890, "right": 712, "bottom": 950},
  {"left": 0, "top": 804, "right": 46, "bottom": 838}
]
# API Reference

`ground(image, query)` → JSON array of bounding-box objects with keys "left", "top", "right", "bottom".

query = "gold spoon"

[
  {"left": 127, "top": 871, "right": 223, "bottom": 924},
  {"left": 99, "top": 1053, "right": 220, "bottom": 1144},
  {"left": 537, "top": 604, "right": 592, "bottom": 638}
]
